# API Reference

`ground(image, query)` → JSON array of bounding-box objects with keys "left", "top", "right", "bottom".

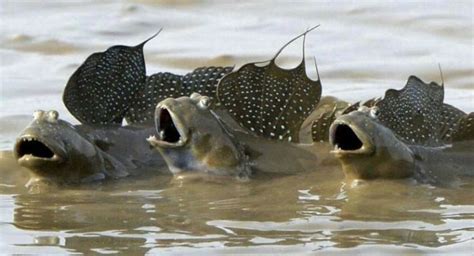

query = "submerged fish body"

[
  {"left": 14, "top": 110, "right": 166, "bottom": 186},
  {"left": 148, "top": 93, "right": 334, "bottom": 178},
  {"left": 326, "top": 76, "right": 474, "bottom": 185}
]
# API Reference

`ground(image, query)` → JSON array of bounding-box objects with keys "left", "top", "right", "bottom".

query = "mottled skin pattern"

[
  {"left": 329, "top": 109, "right": 474, "bottom": 185},
  {"left": 148, "top": 94, "right": 250, "bottom": 177},
  {"left": 126, "top": 66, "right": 233, "bottom": 125},
  {"left": 306, "top": 75, "right": 474, "bottom": 185},
  {"left": 14, "top": 110, "right": 165, "bottom": 186},
  {"left": 217, "top": 28, "right": 321, "bottom": 143},
  {"left": 324, "top": 75, "right": 474, "bottom": 185},
  {"left": 63, "top": 32, "right": 232, "bottom": 127},
  {"left": 148, "top": 93, "right": 334, "bottom": 178},
  {"left": 63, "top": 34, "right": 155, "bottom": 125}
]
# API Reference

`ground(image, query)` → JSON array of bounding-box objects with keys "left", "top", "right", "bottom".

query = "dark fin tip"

[
  {"left": 407, "top": 75, "right": 424, "bottom": 84},
  {"left": 312, "top": 55, "right": 321, "bottom": 83},
  {"left": 271, "top": 24, "right": 320, "bottom": 61},
  {"left": 135, "top": 28, "right": 163, "bottom": 48},
  {"left": 438, "top": 63, "right": 445, "bottom": 88}
]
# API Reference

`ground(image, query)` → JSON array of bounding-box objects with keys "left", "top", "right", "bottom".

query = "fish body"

[
  {"left": 14, "top": 110, "right": 166, "bottom": 185},
  {"left": 147, "top": 28, "right": 331, "bottom": 178},
  {"left": 148, "top": 93, "right": 334, "bottom": 178},
  {"left": 326, "top": 76, "right": 474, "bottom": 185},
  {"left": 330, "top": 110, "right": 474, "bottom": 184}
]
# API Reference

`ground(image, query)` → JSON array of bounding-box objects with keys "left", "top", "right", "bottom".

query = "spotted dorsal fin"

[
  {"left": 450, "top": 112, "right": 474, "bottom": 142},
  {"left": 125, "top": 66, "right": 233, "bottom": 125},
  {"left": 63, "top": 32, "right": 159, "bottom": 125},
  {"left": 438, "top": 104, "right": 467, "bottom": 142},
  {"left": 217, "top": 27, "right": 322, "bottom": 143},
  {"left": 375, "top": 76, "right": 445, "bottom": 145},
  {"left": 311, "top": 106, "right": 337, "bottom": 142}
]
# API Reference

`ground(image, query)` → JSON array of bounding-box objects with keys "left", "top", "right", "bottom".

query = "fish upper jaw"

[
  {"left": 329, "top": 118, "right": 375, "bottom": 157},
  {"left": 148, "top": 103, "right": 188, "bottom": 148},
  {"left": 14, "top": 134, "right": 65, "bottom": 167}
]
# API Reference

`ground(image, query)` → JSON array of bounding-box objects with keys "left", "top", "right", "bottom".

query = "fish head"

[
  {"left": 14, "top": 110, "right": 104, "bottom": 183},
  {"left": 329, "top": 107, "right": 415, "bottom": 179},
  {"left": 148, "top": 93, "right": 246, "bottom": 176}
]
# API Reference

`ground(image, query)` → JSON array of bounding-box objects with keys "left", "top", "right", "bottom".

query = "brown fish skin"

[
  {"left": 330, "top": 110, "right": 416, "bottom": 180},
  {"left": 14, "top": 110, "right": 166, "bottom": 187},
  {"left": 148, "top": 93, "right": 336, "bottom": 179},
  {"left": 329, "top": 108, "right": 474, "bottom": 185},
  {"left": 148, "top": 93, "right": 250, "bottom": 177}
]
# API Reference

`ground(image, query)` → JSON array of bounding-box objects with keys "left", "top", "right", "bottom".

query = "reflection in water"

[{"left": 6, "top": 166, "right": 474, "bottom": 253}]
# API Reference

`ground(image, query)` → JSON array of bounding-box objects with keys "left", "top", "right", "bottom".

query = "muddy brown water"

[{"left": 1, "top": 1, "right": 473, "bottom": 254}]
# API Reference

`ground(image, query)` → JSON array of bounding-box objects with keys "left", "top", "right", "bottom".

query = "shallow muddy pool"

[{"left": 1, "top": 0, "right": 473, "bottom": 254}]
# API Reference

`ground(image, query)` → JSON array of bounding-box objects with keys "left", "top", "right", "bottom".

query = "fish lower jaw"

[
  {"left": 15, "top": 136, "right": 65, "bottom": 166},
  {"left": 147, "top": 135, "right": 186, "bottom": 148},
  {"left": 17, "top": 154, "right": 62, "bottom": 167},
  {"left": 330, "top": 144, "right": 373, "bottom": 156}
]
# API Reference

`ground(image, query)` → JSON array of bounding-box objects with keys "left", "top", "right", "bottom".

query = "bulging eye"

[
  {"left": 47, "top": 110, "right": 59, "bottom": 122},
  {"left": 198, "top": 96, "right": 211, "bottom": 109},
  {"left": 370, "top": 107, "right": 380, "bottom": 118},
  {"left": 190, "top": 92, "right": 201, "bottom": 101},
  {"left": 33, "top": 110, "right": 45, "bottom": 120}
]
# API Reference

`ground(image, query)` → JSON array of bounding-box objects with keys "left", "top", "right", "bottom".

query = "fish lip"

[
  {"left": 148, "top": 103, "right": 188, "bottom": 148},
  {"left": 14, "top": 135, "right": 65, "bottom": 166},
  {"left": 329, "top": 119, "right": 375, "bottom": 157}
]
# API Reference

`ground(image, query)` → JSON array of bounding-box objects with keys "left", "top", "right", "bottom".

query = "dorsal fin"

[
  {"left": 438, "top": 104, "right": 467, "bottom": 142},
  {"left": 125, "top": 66, "right": 233, "bottom": 125},
  {"left": 450, "top": 112, "right": 474, "bottom": 142},
  {"left": 217, "top": 27, "right": 322, "bottom": 143},
  {"left": 63, "top": 32, "right": 159, "bottom": 125},
  {"left": 375, "top": 76, "right": 446, "bottom": 145},
  {"left": 311, "top": 106, "right": 337, "bottom": 142}
]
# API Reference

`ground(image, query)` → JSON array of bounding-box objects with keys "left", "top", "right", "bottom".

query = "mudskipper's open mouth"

[
  {"left": 330, "top": 121, "right": 373, "bottom": 156},
  {"left": 14, "top": 136, "right": 62, "bottom": 165},
  {"left": 148, "top": 105, "right": 187, "bottom": 148},
  {"left": 159, "top": 108, "right": 181, "bottom": 143}
]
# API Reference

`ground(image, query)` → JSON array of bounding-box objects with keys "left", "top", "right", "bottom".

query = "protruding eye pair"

[
  {"left": 33, "top": 110, "right": 59, "bottom": 123},
  {"left": 190, "top": 92, "right": 211, "bottom": 109}
]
